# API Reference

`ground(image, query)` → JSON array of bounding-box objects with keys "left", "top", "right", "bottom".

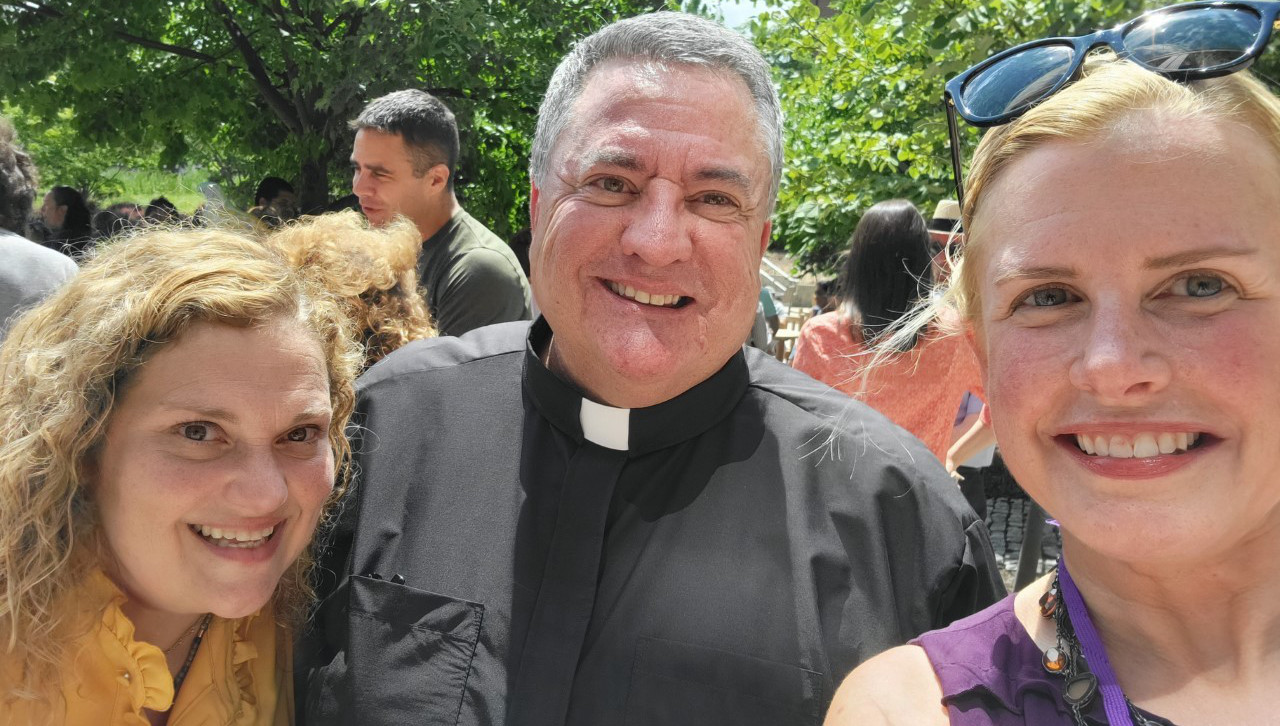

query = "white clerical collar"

[{"left": 579, "top": 398, "right": 630, "bottom": 451}]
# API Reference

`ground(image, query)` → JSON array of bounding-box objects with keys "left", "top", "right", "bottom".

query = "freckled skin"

[
  {"left": 529, "top": 61, "right": 772, "bottom": 408},
  {"left": 970, "top": 112, "right": 1280, "bottom": 565},
  {"left": 93, "top": 318, "right": 334, "bottom": 621}
]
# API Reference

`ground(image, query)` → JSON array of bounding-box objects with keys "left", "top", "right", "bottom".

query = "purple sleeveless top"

[{"left": 912, "top": 594, "right": 1173, "bottom": 726}]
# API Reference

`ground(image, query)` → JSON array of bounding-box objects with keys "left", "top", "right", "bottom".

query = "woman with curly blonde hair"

[
  {"left": 270, "top": 210, "right": 435, "bottom": 368},
  {"left": 0, "top": 225, "right": 361, "bottom": 724}
]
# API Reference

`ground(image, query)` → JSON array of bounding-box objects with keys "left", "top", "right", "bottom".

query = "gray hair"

[{"left": 530, "top": 11, "right": 783, "bottom": 212}]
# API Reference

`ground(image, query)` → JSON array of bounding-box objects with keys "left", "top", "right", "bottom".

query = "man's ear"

[
  {"left": 757, "top": 220, "right": 772, "bottom": 257},
  {"left": 529, "top": 181, "right": 541, "bottom": 228},
  {"left": 428, "top": 164, "right": 451, "bottom": 194}
]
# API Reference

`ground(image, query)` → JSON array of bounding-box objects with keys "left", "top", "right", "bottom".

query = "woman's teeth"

[
  {"left": 1074, "top": 432, "right": 1200, "bottom": 458},
  {"left": 607, "top": 281, "right": 683, "bottom": 308},
  {"left": 190, "top": 524, "right": 275, "bottom": 548}
]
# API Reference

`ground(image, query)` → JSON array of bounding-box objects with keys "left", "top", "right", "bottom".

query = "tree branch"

[
  {"left": 114, "top": 29, "right": 219, "bottom": 62},
  {"left": 323, "top": 7, "right": 357, "bottom": 37},
  {"left": 3, "top": 1, "right": 219, "bottom": 62},
  {"left": 208, "top": 0, "right": 302, "bottom": 134}
]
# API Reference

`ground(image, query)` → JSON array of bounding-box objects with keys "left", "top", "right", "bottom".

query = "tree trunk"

[{"left": 297, "top": 152, "right": 331, "bottom": 214}]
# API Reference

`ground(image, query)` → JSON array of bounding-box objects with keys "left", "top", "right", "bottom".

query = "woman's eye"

[
  {"left": 1020, "top": 287, "right": 1070, "bottom": 307},
  {"left": 285, "top": 426, "right": 320, "bottom": 443},
  {"left": 180, "top": 423, "right": 212, "bottom": 441},
  {"left": 1171, "top": 273, "right": 1225, "bottom": 298}
]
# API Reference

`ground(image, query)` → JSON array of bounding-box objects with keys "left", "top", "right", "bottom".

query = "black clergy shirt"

[{"left": 297, "top": 319, "right": 1005, "bottom": 726}]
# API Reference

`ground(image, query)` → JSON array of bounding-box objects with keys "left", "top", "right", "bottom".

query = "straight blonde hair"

[{"left": 878, "top": 59, "right": 1280, "bottom": 357}]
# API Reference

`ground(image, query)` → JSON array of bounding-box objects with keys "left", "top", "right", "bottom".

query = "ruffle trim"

[
  {"left": 224, "top": 610, "right": 263, "bottom": 723},
  {"left": 88, "top": 572, "right": 174, "bottom": 717},
  {"left": 85, "top": 571, "right": 271, "bottom": 724}
]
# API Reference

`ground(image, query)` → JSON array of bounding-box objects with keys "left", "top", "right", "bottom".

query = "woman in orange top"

[
  {"left": 0, "top": 226, "right": 360, "bottom": 724},
  {"left": 792, "top": 199, "right": 983, "bottom": 463}
]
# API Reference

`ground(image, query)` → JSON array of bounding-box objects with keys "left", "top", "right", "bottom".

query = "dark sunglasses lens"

[
  {"left": 1124, "top": 6, "right": 1261, "bottom": 72},
  {"left": 962, "top": 43, "right": 1075, "bottom": 120}
]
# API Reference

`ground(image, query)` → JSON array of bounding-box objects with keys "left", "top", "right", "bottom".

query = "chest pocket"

[
  {"left": 314, "top": 575, "right": 484, "bottom": 726},
  {"left": 623, "top": 637, "right": 825, "bottom": 726}
]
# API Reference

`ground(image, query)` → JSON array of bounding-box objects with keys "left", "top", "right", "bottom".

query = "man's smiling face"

[{"left": 529, "top": 61, "right": 772, "bottom": 408}]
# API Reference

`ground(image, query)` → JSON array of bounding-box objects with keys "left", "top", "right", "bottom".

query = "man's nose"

[
  {"left": 1067, "top": 302, "right": 1173, "bottom": 405},
  {"left": 352, "top": 169, "right": 371, "bottom": 197},
  {"left": 618, "top": 185, "right": 693, "bottom": 267}
]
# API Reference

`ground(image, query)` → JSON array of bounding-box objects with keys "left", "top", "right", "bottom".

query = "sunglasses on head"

[{"left": 944, "top": 0, "right": 1280, "bottom": 205}]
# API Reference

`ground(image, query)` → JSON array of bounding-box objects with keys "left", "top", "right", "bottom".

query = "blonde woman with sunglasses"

[{"left": 826, "top": 2, "right": 1280, "bottom": 724}]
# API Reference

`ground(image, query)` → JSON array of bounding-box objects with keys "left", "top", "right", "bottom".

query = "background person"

[
  {"left": 0, "top": 226, "right": 360, "bottom": 723},
  {"left": 144, "top": 196, "right": 179, "bottom": 224},
  {"left": 39, "top": 185, "right": 93, "bottom": 257},
  {"left": 825, "top": 28, "right": 1280, "bottom": 726},
  {"left": 0, "top": 117, "right": 76, "bottom": 336},
  {"left": 349, "top": 89, "right": 531, "bottom": 336},
  {"left": 792, "top": 199, "right": 985, "bottom": 464},
  {"left": 249, "top": 175, "right": 299, "bottom": 228}
]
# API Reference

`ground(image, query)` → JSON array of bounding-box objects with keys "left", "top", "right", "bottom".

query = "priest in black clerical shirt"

[{"left": 296, "top": 12, "right": 1005, "bottom": 726}]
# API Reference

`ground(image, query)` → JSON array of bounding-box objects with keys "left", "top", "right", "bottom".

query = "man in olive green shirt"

[{"left": 350, "top": 89, "right": 531, "bottom": 336}]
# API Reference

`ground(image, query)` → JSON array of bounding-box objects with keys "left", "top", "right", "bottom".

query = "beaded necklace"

[
  {"left": 1040, "top": 560, "right": 1158, "bottom": 726},
  {"left": 169, "top": 613, "right": 213, "bottom": 697}
]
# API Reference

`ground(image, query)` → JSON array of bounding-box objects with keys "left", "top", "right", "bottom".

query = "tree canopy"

[
  {"left": 9, "top": 0, "right": 1280, "bottom": 265},
  {"left": 0, "top": 0, "right": 663, "bottom": 237},
  {"left": 754, "top": 0, "right": 1150, "bottom": 272}
]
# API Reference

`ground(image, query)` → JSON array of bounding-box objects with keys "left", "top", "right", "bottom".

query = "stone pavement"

[{"left": 985, "top": 495, "right": 1061, "bottom": 592}]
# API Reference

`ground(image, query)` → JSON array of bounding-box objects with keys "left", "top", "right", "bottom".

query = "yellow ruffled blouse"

[{"left": 1, "top": 571, "right": 293, "bottom": 725}]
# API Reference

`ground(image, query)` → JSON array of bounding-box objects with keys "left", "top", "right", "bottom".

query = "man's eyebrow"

[
  {"left": 581, "top": 148, "right": 644, "bottom": 171},
  {"left": 1145, "top": 246, "right": 1257, "bottom": 269},
  {"left": 350, "top": 159, "right": 390, "bottom": 173},
  {"left": 693, "top": 166, "right": 753, "bottom": 193}
]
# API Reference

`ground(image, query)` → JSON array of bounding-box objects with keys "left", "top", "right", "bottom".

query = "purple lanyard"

[{"left": 1058, "top": 557, "right": 1135, "bottom": 726}]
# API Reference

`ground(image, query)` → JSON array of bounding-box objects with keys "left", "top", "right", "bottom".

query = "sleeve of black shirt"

[{"left": 930, "top": 517, "right": 1007, "bottom": 629}]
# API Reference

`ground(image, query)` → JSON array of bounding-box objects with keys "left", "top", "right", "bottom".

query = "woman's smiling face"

[
  {"left": 970, "top": 112, "right": 1280, "bottom": 563},
  {"left": 93, "top": 317, "right": 334, "bottom": 619}
]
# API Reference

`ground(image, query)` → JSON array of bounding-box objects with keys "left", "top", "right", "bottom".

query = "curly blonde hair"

[
  {"left": 270, "top": 210, "right": 435, "bottom": 367},
  {"left": 0, "top": 224, "right": 362, "bottom": 705}
]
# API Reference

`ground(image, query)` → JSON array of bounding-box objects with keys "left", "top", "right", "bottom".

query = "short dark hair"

[
  {"left": 254, "top": 176, "right": 294, "bottom": 206},
  {"left": 0, "top": 119, "right": 38, "bottom": 234},
  {"left": 50, "top": 186, "right": 91, "bottom": 233},
  {"left": 838, "top": 199, "right": 934, "bottom": 351},
  {"left": 146, "top": 196, "right": 178, "bottom": 220},
  {"left": 351, "top": 89, "right": 459, "bottom": 190}
]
